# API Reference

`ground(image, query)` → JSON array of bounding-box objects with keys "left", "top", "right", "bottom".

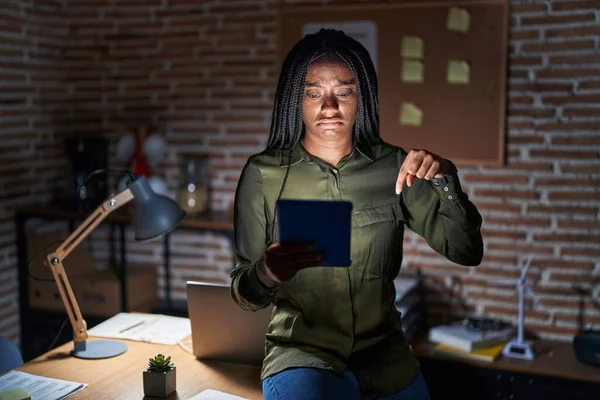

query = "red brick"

[
  {"left": 484, "top": 216, "right": 551, "bottom": 228},
  {"left": 548, "top": 192, "right": 599, "bottom": 202},
  {"left": 530, "top": 149, "right": 598, "bottom": 159},
  {"left": 561, "top": 247, "right": 600, "bottom": 257},
  {"left": 521, "top": 13, "right": 596, "bottom": 26},
  {"left": 556, "top": 313, "right": 600, "bottom": 326},
  {"left": 486, "top": 306, "right": 550, "bottom": 321},
  {"left": 527, "top": 204, "right": 597, "bottom": 215},
  {"left": 508, "top": 135, "right": 545, "bottom": 145},
  {"left": 537, "top": 69, "right": 600, "bottom": 80},
  {"left": 563, "top": 108, "right": 600, "bottom": 117},
  {"left": 531, "top": 258, "right": 595, "bottom": 271},
  {"left": 509, "top": 29, "right": 541, "bottom": 40},
  {"left": 534, "top": 233, "right": 600, "bottom": 244},
  {"left": 462, "top": 174, "right": 529, "bottom": 184},
  {"left": 521, "top": 40, "right": 595, "bottom": 53},
  {"left": 546, "top": 25, "right": 600, "bottom": 38},
  {"left": 543, "top": 93, "right": 600, "bottom": 105},
  {"left": 537, "top": 121, "right": 600, "bottom": 132},
  {"left": 558, "top": 219, "right": 600, "bottom": 230},
  {"left": 552, "top": 135, "right": 600, "bottom": 146},
  {"left": 508, "top": 108, "right": 556, "bottom": 118},
  {"left": 486, "top": 243, "right": 555, "bottom": 255},
  {"left": 535, "top": 177, "right": 600, "bottom": 187},
  {"left": 552, "top": 0, "right": 600, "bottom": 11},
  {"left": 473, "top": 201, "right": 523, "bottom": 213},
  {"left": 511, "top": 3, "right": 547, "bottom": 12},
  {"left": 510, "top": 82, "right": 573, "bottom": 92},
  {"left": 481, "top": 229, "right": 528, "bottom": 241},
  {"left": 474, "top": 188, "right": 540, "bottom": 200},
  {"left": 562, "top": 165, "right": 600, "bottom": 173},
  {"left": 579, "top": 81, "right": 600, "bottom": 91},
  {"left": 550, "top": 53, "right": 600, "bottom": 65},
  {"left": 505, "top": 162, "right": 554, "bottom": 171},
  {"left": 507, "top": 120, "right": 534, "bottom": 130}
]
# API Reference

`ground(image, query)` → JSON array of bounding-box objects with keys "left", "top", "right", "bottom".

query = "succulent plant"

[{"left": 147, "top": 354, "right": 175, "bottom": 373}]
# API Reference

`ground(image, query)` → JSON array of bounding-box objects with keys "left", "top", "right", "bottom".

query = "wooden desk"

[
  {"left": 17, "top": 338, "right": 263, "bottom": 400},
  {"left": 411, "top": 333, "right": 600, "bottom": 400}
]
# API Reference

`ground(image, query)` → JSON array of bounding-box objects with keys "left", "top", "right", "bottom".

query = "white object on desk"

[
  {"left": 87, "top": 312, "right": 191, "bottom": 345},
  {"left": 0, "top": 371, "right": 86, "bottom": 400},
  {"left": 189, "top": 389, "right": 248, "bottom": 400}
]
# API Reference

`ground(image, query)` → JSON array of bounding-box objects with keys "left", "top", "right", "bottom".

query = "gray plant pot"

[{"left": 143, "top": 368, "right": 176, "bottom": 398}]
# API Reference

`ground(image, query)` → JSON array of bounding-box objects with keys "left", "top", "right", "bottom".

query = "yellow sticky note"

[
  {"left": 0, "top": 388, "right": 31, "bottom": 400},
  {"left": 402, "top": 36, "right": 423, "bottom": 59},
  {"left": 399, "top": 102, "right": 423, "bottom": 127},
  {"left": 446, "top": 7, "right": 470, "bottom": 33},
  {"left": 402, "top": 60, "right": 423, "bottom": 83},
  {"left": 447, "top": 60, "right": 470, "bottom": 84}
]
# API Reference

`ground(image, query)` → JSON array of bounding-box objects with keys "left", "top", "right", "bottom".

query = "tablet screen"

[{"left": 276, "top": 199, "right": 352, "bottom": 267}]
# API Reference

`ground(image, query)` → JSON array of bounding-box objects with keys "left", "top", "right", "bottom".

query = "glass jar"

[{"left": 178, "top": 156, "right": 210, "bottom": 216}]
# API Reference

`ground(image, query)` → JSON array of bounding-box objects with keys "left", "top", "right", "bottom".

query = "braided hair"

[{"left": 266, "top": 28, "right": 381, "bottom": 150}]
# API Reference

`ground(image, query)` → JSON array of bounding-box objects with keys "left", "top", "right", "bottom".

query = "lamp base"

[
  {"left": 71, "top": 340, "right": 127, "bottom": 359},
  {"left": 502, "top": 339, "right": 536, "bottom": 360}
]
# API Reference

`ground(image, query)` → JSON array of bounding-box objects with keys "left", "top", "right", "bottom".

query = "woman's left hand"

[{"left": 396, "top": 149, "right": 450, "bottom": 195}]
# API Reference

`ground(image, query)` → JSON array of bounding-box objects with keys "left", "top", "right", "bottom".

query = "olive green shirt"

[{"left": 230, "top": 141, "right": 483, "bottom": 399}]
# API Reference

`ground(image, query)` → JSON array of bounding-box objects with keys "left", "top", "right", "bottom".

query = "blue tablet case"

[{"left": 276, "top": 199, "right": 353, "bottom": 267}]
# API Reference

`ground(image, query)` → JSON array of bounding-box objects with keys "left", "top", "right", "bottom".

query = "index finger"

[{"left": 396, "top": 164, "right": 408, "bottom": 195}]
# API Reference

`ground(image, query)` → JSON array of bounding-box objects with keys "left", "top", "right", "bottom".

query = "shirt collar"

[{"left": 279, "top": 141, "right": 374, "bottom": 167}]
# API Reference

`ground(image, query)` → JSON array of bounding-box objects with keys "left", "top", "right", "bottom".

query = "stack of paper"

[
  {"left": 428, "top": 322, "right": 514, "bottom": 352},
  {"left": 87, "top": 312, "right": 191, "bottom": 345},
  {"left": 0, "top": 371, "right": 86, "bottom": 400}
]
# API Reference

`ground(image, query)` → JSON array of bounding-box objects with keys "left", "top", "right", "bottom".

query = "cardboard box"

[{"left": 27, "top": 230, "right": 158, "bottom": 317}]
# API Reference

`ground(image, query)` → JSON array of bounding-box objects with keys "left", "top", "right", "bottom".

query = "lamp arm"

[{"left": 45, "top": 188, "right": 134, "bottom": 343}]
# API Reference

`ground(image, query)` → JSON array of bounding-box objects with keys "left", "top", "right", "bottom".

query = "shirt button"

[
  {"left": 333, "top": 169, "right": 338, "bottom": 174},
  {"left": 448, "top": 195, "right": 453, "bottom": 200},
  {"left": 443, "top": 187, "right": 449, "bottom": 192}
]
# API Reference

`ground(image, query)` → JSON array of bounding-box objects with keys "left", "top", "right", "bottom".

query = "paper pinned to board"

[
  {"left": 401, "top": 60, "right": 424, "bottom": 83},
  {"left": 399, "top": 102, "right": 423, "bottom": 127},
  {"left": 0, "top": 371, "right": 86, "bottom": 400},
  {"left": 401, "top": 36, "right": 423, "bottom": 59},
  {"left": 447, "top": 60, "right": 471, "bottom": 84},
  {"left": 189, "top": 389, "right": 248, "bottom": 400},
  {"left": 87, "top": 312, "right": 191, "bottom": 345},
  {"left": 446, "top": 7, "right": 471, "bottom": 33}
]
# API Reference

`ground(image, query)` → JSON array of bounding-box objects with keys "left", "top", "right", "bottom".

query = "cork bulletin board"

[{"left": 278, "top": 0, "right": 509, "bottom": 166}]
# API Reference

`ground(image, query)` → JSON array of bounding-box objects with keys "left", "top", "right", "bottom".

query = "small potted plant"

[{"left": 143, "top": 354, "right": 176, "bottom": 398}]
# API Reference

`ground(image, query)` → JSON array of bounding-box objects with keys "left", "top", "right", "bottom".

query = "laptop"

[{"left": 186, "top": 281, "right": 273, "bottom": 365}]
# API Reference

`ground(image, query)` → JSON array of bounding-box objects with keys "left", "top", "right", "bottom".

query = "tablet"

[{"left": 276, "top": 199, "right": 352, "bottom": 267}]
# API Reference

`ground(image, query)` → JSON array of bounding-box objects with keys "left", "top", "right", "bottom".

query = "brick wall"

[
  {"left": 1, "top": 0, "right": 599, "bottom": 346},
  {"left": 0, "top": 0, "right": 69, "bottom": 344}
]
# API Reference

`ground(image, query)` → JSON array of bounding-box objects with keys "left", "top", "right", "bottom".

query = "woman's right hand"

[{"left": 255, "top": 242, "right": 323, "bottom": 288}]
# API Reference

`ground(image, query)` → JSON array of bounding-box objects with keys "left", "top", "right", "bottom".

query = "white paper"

[
  {"left": 302, "top": 21, "right": 378, "bottom": 72},
  {"left": 189, "top": 389, "right": 248, "bottom": 400},
  {"left": 87, "top": 313, "right": 191, "bottom": 345},
  {"left": 0, "top": 371, "right": 86, "bottom": 400}
]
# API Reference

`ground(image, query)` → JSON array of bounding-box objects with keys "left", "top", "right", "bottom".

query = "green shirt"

[{"left": 230, "top": 141, "right": 483, "bottom": 399}]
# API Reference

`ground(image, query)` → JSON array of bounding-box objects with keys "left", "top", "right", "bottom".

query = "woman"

[{"left": 231, "top": 29, "right": 483, "bottom": 400}]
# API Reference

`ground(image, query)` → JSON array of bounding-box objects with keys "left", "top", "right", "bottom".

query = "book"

[
  {"left": 434, "top": 342, "right": 506, "bottom": 363},
  {"left": 428, "top": 322, "right": 514, "bottom": 352}
]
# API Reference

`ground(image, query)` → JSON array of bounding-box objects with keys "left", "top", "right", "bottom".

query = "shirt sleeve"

[
  {"left": 397, "top": 150, "right": 484, "bottom": 266},
  {"left": 229, "top": 159, "right": 277, "bottom": 311}
]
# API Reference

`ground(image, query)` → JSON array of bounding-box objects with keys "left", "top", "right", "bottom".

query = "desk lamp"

[{"left": 45, "top": 175, "right": 185, "bottom": 359}]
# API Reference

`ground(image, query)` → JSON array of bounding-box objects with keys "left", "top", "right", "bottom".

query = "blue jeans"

[{"left": 262, "top": 367, "right": 431, "bottom": 400}]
